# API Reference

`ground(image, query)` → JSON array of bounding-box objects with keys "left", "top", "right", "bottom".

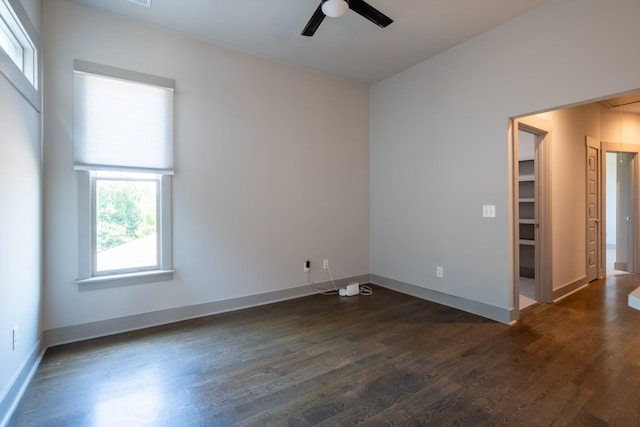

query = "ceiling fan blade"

[
  {"left": 301, "top": 4, "right": 326, "bottom": 36},
  {"left": 348, "top": 0, "right": 393, "bottom": 28}
]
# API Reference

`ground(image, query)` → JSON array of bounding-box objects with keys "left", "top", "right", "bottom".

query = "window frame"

[
  {"left": 77, "top": 172, "right": 174, "bottom": 286},
  {"left": 73, "top": 61, "right": 175, "bottom": 286},
  {"left": 0, "top": 0, "right": 38, "bottom": 104},
  {"left": 91, "top": 171, "right": 162, "bottom": 277},
  {"left": 0, "top": 14, "right": 23, "bottom": 68}
]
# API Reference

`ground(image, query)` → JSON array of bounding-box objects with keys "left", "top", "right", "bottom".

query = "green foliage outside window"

[{"left": 96, "top": 180, "right": 157, "bottom": 252}]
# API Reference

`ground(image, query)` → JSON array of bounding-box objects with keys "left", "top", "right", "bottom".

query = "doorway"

[
  {"left": 512, "top": 116, "right": 552, "bottom": 312},
  {"left": 604, "top": 149, "right": 638, "bottom": 274},
  {"left": 517, "top": 130, "right": 537, "bottom": 308},
  {"left": 510, "top": 92, "right": 640, "bottom": 322}
]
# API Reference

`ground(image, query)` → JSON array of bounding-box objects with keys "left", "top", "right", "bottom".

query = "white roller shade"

[{"left": 73, "top": 60, "right": 174, "bottom": 173}]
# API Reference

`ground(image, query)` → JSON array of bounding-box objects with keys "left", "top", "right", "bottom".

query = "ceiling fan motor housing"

[
  {"left": 322, "top": 0, "right": 349, "bottom": 18},
  {"left": 301, "top": 0, "right": 392, "bottom": 37}
]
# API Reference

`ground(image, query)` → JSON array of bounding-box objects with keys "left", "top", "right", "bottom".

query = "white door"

[{"left": 586, "top": 138, "right": 600, "bottom": 282}]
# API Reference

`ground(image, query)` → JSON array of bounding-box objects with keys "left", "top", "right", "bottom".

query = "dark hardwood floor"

[{"left": 8, "top": 275, "right": 640, "bottom": 426}]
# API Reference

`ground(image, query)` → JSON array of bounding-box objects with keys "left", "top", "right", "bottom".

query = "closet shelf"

[{"left": 518, "top": 155, "right": 535, "bottom": 280}]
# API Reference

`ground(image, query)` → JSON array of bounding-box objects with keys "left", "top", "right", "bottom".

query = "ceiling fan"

[{"left": 301, "top": 0, "right": 393, "bottom": 37}]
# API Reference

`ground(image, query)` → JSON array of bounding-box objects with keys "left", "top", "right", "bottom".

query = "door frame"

[
  {"left": 586, "top": 137, "right": 602, "bottom": 281},
  {"left": 601, "top": 141, "right": 640, "bottom": 274},
  {"left": 511, "top": 115, "right": 553, "bottom": 320}
]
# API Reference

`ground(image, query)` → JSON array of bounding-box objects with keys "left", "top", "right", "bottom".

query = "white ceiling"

[{"left": 67, "top": 0, "right": 553, "bottom": 85}]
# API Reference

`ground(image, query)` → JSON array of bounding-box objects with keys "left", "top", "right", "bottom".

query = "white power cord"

[
  {"left": 306, "top": 263, "right": 373, "bottom": 296},
  {"left": 306, "top": 269, "right": 338, "bottom": 295},
  {"left": 359, "top": 285, "right": 373, "bottom": 295},
  {"left": 326, "top": 264, "right": 339, "bottom": 290}
]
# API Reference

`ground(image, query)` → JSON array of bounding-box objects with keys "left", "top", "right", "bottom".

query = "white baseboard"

[
  {"left": 46, "top": 275, "right": 370, "bottom": 347},
  {"left": 0, "top": 335, "right": 46, "bottom": 427},
  {"left": 5, "top": 271, "right": 506, "bottom": 425},
  {"left": 369, "top": 274, "right": 512, "bottom": 324},
  {"left": 552, "top": 276, "right": 588, "bottom": 301}
]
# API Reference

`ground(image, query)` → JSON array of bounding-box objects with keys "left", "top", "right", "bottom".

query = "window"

[
  {"left": 93, "top": 171, "right": 160, "bottom": 275},
  {"left": 74, "top": 60, "right": 174, "bottom": 284},
  {"left": 0, "top": 13, "right": 22, "bottom": 67},
  {"left": 0, "top": 0, "right": 37, "bottom": 88}
]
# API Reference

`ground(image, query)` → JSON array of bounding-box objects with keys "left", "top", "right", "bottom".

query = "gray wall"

[
  {"left": 0, "top": 0, "right": 42, "bottom": 420},
  {"left": 538, "top": 103, "right": 600, "bottom": 289},
  {"left": 370, "top": 0, "right": 640, "bottom": 320},
  {"left": 43, "top": 0, "right": 370, "bottom": 334}
]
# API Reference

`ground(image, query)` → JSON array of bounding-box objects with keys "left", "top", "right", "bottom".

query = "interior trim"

[
  {"left": 73, "top": 59, "right": 174, "bottom": 89},
  {"left": 370, "top": 274, "right": 512, "bottom": 324},
  {"left": 552, "top": 276, "right": 588, "bottom": 301},
  {"left": 46, "top": 274, "right": 370, "bottom": 347},
  {"left": 6, "top": 273, "right": 505, "bottom": 422},
  {"left": 0, "top": 0, "right": 41, "bottom": 111},
  {"left": 0, "top": 335, "right": 46, "bottom": 427}
]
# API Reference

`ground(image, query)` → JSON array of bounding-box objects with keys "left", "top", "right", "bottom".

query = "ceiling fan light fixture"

[{"left": 322, "top": 0, "right": 348, "bottom": 18}]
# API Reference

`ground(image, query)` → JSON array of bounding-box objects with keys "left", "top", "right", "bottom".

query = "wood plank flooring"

[{"left": 8, "top": 275, "right": 640, "bottom": 426}]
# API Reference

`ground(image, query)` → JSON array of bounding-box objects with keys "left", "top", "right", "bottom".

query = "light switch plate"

[{"left": 483, "top": 205, "right": 496, "bottom": 218}]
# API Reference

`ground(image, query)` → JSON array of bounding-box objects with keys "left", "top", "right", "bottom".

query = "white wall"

[
  {"left": 518, "top": 131, "right": 535, "bottom": 161},
  {"left": 538, "top": 103, "right": 600, "bottom": 289},
  {"left": 601, "top": 109, "right": 640, "bottom": 144},
  {"left": 18, "top": 0, "right": 40, "bottom": 31},
  {"left": 43, "top": 0, "right": 370, "bottom": 331},
  {"left": 0, "top": 0, "right": 42, "bottom": 417},
  {"left": 541, "top": 106, "right": 640, "bottom": 279},
  {"left": 370, "top": 0, "right": 640, "bottom": 317}
]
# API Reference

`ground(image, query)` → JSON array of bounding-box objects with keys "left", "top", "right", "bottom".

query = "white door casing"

[{"left": 601, "top": 141, "right": 640, "bottom": 275}]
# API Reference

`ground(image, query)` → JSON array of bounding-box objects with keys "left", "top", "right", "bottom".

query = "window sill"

[{"left": 75, "top": 269, "right": 175, "bottom": 288}]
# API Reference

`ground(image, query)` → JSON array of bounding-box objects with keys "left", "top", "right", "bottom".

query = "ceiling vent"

[{"left": 127, "top": 0, "right": 151, "bottom": 7}]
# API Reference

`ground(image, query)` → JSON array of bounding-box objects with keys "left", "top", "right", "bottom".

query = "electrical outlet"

[
  {"left": 12, "top": 325, "right": 18, "bottom": 350},
  {"left": 323, "top": 259, "right": 329, "bottom": 269},
  {"left": 304, "top": 260, "right": 310, "bottom": 272},
  {"left": 436, "top": 266, "right": 444, "bottom": 278}
]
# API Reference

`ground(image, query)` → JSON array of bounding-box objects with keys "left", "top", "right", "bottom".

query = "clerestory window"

[{"left": 0, "top": 0, "right": 36, "bottom": 88}]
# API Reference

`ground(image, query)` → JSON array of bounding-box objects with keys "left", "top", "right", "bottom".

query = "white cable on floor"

[
  {"left": 359, "top": 285, "right": 373, "bottom": 295},
  {"left": 330, "top": 265, "right": 373, "bottom": 295},
  {"left": 306, "top": 263, "right": 373, "bottom": 296}
]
